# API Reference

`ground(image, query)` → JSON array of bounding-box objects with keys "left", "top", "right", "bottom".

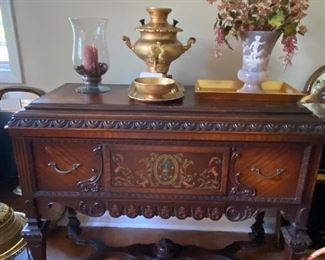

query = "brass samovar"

[
  {"left": 123, "top": 7, "right": 196, "bottom": 76},
  {"left": 0, "top": 203, "right": 26, "bottom": 259}
]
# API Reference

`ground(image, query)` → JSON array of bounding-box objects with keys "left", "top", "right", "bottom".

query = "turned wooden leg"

[
  {"left": 281, "top": 224, "right": 312, "bottom": 260},
  {"left": 22, "top": 218, "right": 49, "bottom": 260}
]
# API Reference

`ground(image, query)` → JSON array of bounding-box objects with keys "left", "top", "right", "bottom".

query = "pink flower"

[
  {"left": 214, "top": 27, "right": 225, "bottom": 57},
  {"left": 298, "top": 25, "right": 307, "bottom": 35},
  {"left": 281, "top": 35, "right": 298, "bottom": 70}
]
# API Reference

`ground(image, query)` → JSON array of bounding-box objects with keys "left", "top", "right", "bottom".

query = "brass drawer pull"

[
  {"left": 48, "top": 162, "right": 81, "bottom": 175},
  {"left": 251, "top": 167, "right": 285, "bottom": 179}
]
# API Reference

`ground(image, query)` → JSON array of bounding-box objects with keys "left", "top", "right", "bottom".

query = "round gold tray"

[{"left": 128, "top": 80, "right": 184, "bottom": 102}]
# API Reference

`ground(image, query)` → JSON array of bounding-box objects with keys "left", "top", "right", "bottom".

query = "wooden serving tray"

[{"left": 195, "top": 80, "right": 305, "bottom": 103}]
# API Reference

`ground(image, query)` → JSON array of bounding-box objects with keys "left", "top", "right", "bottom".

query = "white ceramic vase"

[{"left": 237, "top": 31, "right": 281, "bottom": 93}]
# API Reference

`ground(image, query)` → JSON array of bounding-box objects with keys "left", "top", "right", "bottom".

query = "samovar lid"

[{"left": 136, "top": 7, "right": 182, "bottom": 33}]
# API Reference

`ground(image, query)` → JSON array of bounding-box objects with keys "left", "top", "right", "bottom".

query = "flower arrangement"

[{"left": 206, "top": 0, "right": 309, "bottom": 69}]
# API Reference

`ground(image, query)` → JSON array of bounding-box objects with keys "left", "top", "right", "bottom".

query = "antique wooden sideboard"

[{"left": 6, "top": 83, "right": 325, "bottom": 259}]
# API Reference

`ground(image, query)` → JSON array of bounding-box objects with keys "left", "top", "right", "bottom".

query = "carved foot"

[
  {"left": 281, "top": 224, "right": 312, "bottom": 259},
  {"left": 22, "top": 218, "right": 49, "bottom": 260},
  {"left": 152, "top": 238, "right": 177, "bottom": 259}
]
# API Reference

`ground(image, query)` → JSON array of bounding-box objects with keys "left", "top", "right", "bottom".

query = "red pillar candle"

[{"left": 83, "top": 45, "right": 99, "bottom": 72}]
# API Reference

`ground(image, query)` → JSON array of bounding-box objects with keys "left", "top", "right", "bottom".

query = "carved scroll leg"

[
  {"left": 66, "top": 207, "right": 110, "bottom": 259},
  {"left": 281, "top": 224, "right": 312, "bottom": 260},
  {"left": 66, "top": 207, "right": 86, "bottom": 245},
  {"left": 22, "top": 218, "right": 49, "bottom": 260},
  {"left": 249, "top": 211, "right": 266, "bottom": 244}
]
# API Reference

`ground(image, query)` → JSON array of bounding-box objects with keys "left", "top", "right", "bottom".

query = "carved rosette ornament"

[
  {"left": 225, "top": 206, "right": 259, "bottom": 222},
  {"left": 159, "top": 206, "right": 172, "bottom": 219},
  {"left": 142, "top": 205, "right": 155, "bottom": 218},
  {"left": 176, "top": 206, "right": 188, "bottom": 219},
  {"left": 109, "top": 204, "right": 122, "bottom": 218},
  {"left": 209, "top": 207, "right": 222, "bottom": 221},
  {"left": 105, "top": 203, "right": 225, "bottom": 221},
  {"left": 79, "top": 201, "right": 106, "bottom": 217},
  {"left": 192, "top": 206, "right": 205, "bottom": 220},
  {"left": 125, "top": 205, "right": 138, "bottom": 218}
]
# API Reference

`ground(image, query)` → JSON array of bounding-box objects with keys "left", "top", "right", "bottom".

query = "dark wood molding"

[{"left": 7, "top": 117, "right": 325, "bottom": 134}]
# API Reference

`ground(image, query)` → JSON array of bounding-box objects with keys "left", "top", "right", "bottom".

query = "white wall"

[
  {"left": 10, "top": 0, "right": 325, "bottom": 233},
  {"left": 12, "top": 0, "right": 325, "bottom": 92}
]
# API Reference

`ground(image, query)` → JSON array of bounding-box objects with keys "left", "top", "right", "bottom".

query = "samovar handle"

[
  {"left": 173, "top": 19, "right": 179, "bottom": 27},
  {"left": 183, "top": 37, "right": 196, "bottom": 52},
  {"left": 122, "top": 36, "right": 135, "bottom": 51}
]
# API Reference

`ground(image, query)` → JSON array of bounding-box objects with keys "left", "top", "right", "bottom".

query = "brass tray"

[
  {"left": 195, "top": 80, "right": 305, "bottom": 103},
  {"left": 128, "top": 81, "right": 184, "bottom": 102}
]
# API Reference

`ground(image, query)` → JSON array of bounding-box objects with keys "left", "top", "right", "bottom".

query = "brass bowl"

[{"left": 133, "top": 77, "right": 176, "bottom": 99}]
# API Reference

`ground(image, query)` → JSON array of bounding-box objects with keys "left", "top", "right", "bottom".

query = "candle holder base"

[
  {"left": 76, "top": 85, "right": 110, "bottom": 94},
  {"left": 74, "top": 63, "right": 109, "bottom": 94}
]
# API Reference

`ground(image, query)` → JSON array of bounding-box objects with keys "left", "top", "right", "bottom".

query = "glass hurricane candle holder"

[{"left": 69, "top": 17, "right": 110, "bottom": 94}]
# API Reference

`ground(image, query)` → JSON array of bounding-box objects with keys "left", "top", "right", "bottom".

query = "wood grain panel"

[
  {"left": 232, "top": 143, "right": 308, "bottom": 199},
  {"left": 32, "top": 140, "right": 103, "bottom": 191}
]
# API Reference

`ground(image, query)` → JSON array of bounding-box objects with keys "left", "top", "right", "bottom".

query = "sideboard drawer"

[
  {"left": 32, "top": 141, "right": 104, "bottom": 192},
  {"left": 230, "top": 144, "right": 310, "bottom": 200},
  {"left": 105, "top": 143, "right": 230, "bottom": 195}
]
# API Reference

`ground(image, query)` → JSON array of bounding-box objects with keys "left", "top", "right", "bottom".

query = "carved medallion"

[
  {"left": 79, "top": 201, "right": 106, "bottom": 217},
  {"left": 153, "top": 154, "right": 179, "bottom": 185}
]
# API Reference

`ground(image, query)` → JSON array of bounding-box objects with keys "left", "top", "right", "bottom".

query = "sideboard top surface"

[
  {"left": 27, "top": 83, "right": 311, "bottom": 114},
  {"left": 6, "top": 83, "right": 325, "bottom": 138}
]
